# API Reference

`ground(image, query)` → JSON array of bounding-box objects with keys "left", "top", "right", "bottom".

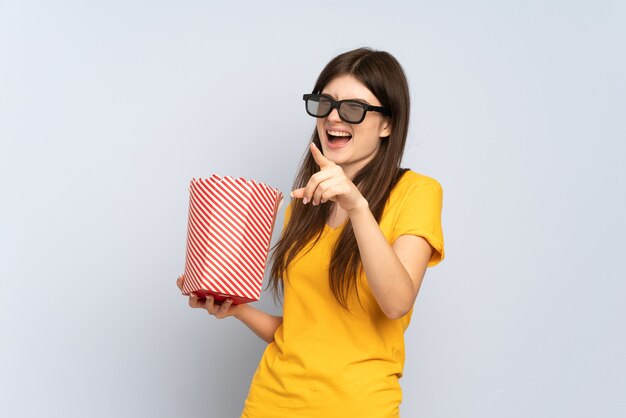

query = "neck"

[{"left": 340, "top": 161, "right": 365, "bottom": 180}]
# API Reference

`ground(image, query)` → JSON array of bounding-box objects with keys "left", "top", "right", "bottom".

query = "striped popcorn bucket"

[{"left": 181, "top": 175, "right": 283, "bottom": 304}]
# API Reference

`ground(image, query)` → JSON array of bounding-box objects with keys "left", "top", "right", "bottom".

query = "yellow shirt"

[{"left": 241, "top": 170, "right": 445, "bottom": 418}]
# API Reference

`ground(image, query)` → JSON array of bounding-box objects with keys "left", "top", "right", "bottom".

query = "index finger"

[{"left": 310, "top": 142, "right": 334, "bottom": 169}]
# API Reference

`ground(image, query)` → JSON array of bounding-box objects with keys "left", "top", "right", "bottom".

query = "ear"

[{"left": 379, "top": 118, "right": 392, "bottom": 138}]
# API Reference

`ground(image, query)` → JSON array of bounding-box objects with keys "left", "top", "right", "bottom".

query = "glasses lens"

[
  {"left": 307, "top": 95, "right": 332, "bottom": 117},
  {"left": 339, "top": 101, "right": 366, "bottom": 123}
]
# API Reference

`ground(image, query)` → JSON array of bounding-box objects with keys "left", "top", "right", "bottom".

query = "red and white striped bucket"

[{"left": 181, "top": 175, "right": 283, "bottom": 304}]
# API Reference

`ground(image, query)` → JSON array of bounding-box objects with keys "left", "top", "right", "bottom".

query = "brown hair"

[{"left": 268, "top": 47, "right": 411, "bottom": 310}]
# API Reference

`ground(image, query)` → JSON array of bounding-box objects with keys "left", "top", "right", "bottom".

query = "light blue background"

[{"left": 1, "top": 1, "right": 625, "bottom": 417}]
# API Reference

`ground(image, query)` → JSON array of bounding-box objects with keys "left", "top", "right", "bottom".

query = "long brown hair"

[{"left": 268, "top": 47, "right": 411, "bottom": 310}]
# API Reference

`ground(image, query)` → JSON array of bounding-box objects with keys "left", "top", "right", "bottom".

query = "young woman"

[{"left": 176, "top": 47, "right": 445, "bottom": 417}]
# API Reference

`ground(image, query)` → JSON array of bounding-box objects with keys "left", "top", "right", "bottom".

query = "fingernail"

[
  {"left": 290, "top": 191, "right": 294, "bottom": 198},
  {"left": 303, "top": 197, "right": 309, "bottom": 204},
  {"left": 226, "top": 299, "right": 232, "bottom": 303}
]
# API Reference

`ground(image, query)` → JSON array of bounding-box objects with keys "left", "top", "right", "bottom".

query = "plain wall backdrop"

[{"left": 1, "top": 1, "right": 625, "bottom": 417}]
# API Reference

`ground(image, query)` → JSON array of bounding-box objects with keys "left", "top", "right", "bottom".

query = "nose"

[{"left": 327, "top": 107, "right": 342, "bottom": 122}]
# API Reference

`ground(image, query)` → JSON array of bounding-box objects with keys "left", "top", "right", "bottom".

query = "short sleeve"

[{"left": 391, "top": 180, "right": 445, "bottom": 267}]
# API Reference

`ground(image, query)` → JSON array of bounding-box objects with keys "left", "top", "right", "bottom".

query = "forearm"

[
  {"left": 234, "top": 304, "right": 283, "bottom": 344},
  {"left": 348, "top": 200, "right": 415, "bottom": 319}
]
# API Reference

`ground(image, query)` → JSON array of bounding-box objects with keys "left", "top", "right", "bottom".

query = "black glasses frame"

[{"left": 302, "top": 93, "right": 391, "bottom": 124}]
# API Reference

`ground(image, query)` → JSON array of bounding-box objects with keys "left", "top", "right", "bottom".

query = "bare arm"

[
  {"left": 292, "top": 143, "right": 433, "bottom": 320},
  {"left": 234, "top": 304, "right": 283, "bottom": 344},
  {"left": 177, "top": 275, "right": 282, "bottom": 344},
  {"left": 348, "top": 201, "right": 432, "bottom": 319}
]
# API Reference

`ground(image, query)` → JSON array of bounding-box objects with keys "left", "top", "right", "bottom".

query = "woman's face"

[{"left": 316, "top": 74, "right": 392, "bottom": 179}]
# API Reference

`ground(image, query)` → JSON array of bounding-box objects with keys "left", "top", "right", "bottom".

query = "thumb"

[{"left": 290, "top": 188, "right": 305, "bottom": 199}]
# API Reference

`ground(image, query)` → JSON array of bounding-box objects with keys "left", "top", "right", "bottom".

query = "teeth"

[{"left": 327, "top": 130, "right": 352, "bottom": 137}]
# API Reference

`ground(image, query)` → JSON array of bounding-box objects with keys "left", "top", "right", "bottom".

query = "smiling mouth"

[{"left": 326, "top": 130, "right": 352, "bottom": 144}]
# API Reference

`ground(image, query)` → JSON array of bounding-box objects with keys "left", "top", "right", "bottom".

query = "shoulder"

[
  {"left": 382, "top": 170, "right": 443, "bottom": 217},
  {"left": 392, "top": 169, "right": 443, "bottom": 197}
]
